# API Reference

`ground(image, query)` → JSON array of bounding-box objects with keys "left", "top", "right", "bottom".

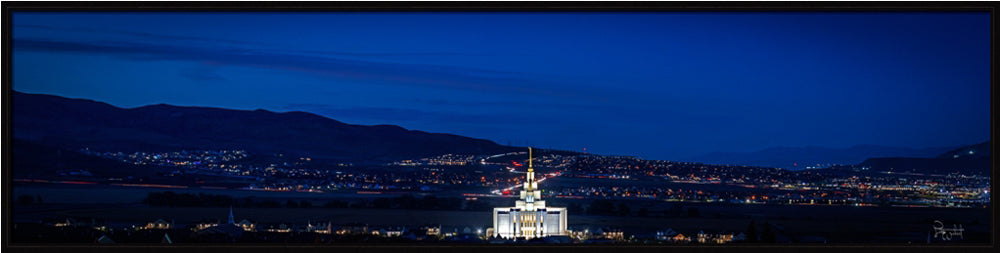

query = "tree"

[
  {"left": 259, "top": 200, "right": 282, "bottom": 208},
  {"left": 587, "top": 200, "right": 616, "bottom": 216},
  {"left": 616, "top": 203, "right": 631, "bottom": 216},
  {"left": 745, "top": 220, "right": 758, "bottom": 243},
  {"left": 668, "top": 203, "right": 684, "bottom": 217},
  {"left": 567, "top": 202, "right": 584, "bottom": 214},
  {"left": 240, "top": 197, "right": 257, "bottom": 208},
  {"left": 299, "top": 200, "right": 313, "bottom": 208},
  {"left": 464, "top": 199, "right": 493, "bottom": 211},
  {"left": 440, "top": 197, "right": 463, "bottom": 210},
  {"left": 686, "top": 207, "right": 701, "bottom": 218},
  {"left": 421, "top": 196, "right": 439, "bottom": 209},
  {"left": 637, "top": 207, "right": 649, "bottom": 217},
  {"left": 35, "top": 194, "right": 43, "bottom": 204},
  {"left": 324, "top": 200, "right": 349, "bottom": 208},
  {"left": 372, "top": 198, "right": 393, "bottom": 209},
  {"left": 349, "top": 199, "right": 369, "bottom": 208},
  {"left": 16, "top": 195, "right": 34, "bottom": 205},
  {"left": 760, "top": 222, "right": 776, "bottom": 243},
  {"left": 286, "top": 199, "right": 300, "bottom": 208},
  {"left": 397, "top": 194, "right": 419, "bottom": 209}
]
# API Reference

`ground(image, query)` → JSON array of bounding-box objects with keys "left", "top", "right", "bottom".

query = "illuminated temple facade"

[{"left": 492, "top": 147, "right": 568, "bottom": 239}]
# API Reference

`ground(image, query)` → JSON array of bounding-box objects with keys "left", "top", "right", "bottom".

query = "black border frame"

[{"left": 2, "top": 1, "right": 997, "bottom": 253}]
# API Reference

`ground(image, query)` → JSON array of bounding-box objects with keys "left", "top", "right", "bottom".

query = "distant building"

[
  {"left": 51, "top": 217, "right": 98, "bottom": 228},
  {"left": 142, "top": 219, "right": 174, "bottom": 230},
  {"left": 194, "top": 219, "right": 221, "bottom": 231},
  {"left": 236, "top": 219, "right": 256, "bottom": 232},
  {"left": 337, "top": 223, "right": 369, "bottom": 235},
  {"left": 492, "top": 147, "right": 568, "bottom": 239},
  {"left": 422, "top": 224, "right": 441, "bottom": 236},
  {"left": 596, "top": 227, "right": 624, "bottom": 241},
  {"left": 732, "top": 232, "right": 747, "bottom": 242},
  {"left": 568, "top": 227, "right": 591, "bottom": 241},
  {"left": 194, "top": 207, "right": 246, "bottom": 237},
  {"left": 656, "top": 228, "right": 678, "bottom": 241},
  {"left": 672, "top": 233, "right": 690, "bottom": 242},
  {"left": 263, "top": 222, "right": 292, "bottom": 233}
]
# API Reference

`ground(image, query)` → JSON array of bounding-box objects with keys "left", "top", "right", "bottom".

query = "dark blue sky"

[{"left": 12, "top": 12, "right": 991, "bottom": 160}]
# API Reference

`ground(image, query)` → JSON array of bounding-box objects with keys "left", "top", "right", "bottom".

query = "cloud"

[
  {"left": 282, "top": 103, "right": 580, "bottom": 127},
  {"left": 281, "top": 103, "right": 563, "bottom": 126},
  {"left": 13, "top": 38, "right": 566, "bottom": 97},
  {"left": 15, "top": 24, "right": 277, "bottom": 48},
  {"left": 16, "top": 24, "right": 474, "bottom": 58},
  {"left": 410, "top": 98, "right": 619, "bottom": 111},
  {"left": 178, "top": 67, "right": 226, "bottom": 81}
]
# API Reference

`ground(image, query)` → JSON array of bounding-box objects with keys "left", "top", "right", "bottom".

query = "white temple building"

[{"left": 492, "top": 147, "right": 568, "bottom": 239}]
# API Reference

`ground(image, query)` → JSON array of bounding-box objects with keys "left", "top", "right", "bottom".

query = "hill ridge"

[{"left": 13, "top": 91, "right": 519, "bottom": 162}]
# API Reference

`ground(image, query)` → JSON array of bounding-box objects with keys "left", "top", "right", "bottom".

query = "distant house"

[
  {"left": 422, "top": 224, "right": 441, "bottom": 236},
  {"left": 298, "top": 221, "right": 325, "bottom": 233},
  {"left": 567, "top": 226, "right": 593, "bottom": 241},
  {"left": 51, "top": 218, "right": 76, "bottom": 227},
  {"left": 672, "top": 233, "right": 690, "bottom": 242},
  {"left": 304, "top": 221, "right": 332, "bottom": 234},
  {"left": 386, "top": 227, "right": 405, "bottom": 237},
  {"left": 96, "top": 235, "right": 115, "bottom": 244},
  {"left": 403, "top": 227, "right": 432, "bottom": 241},
  {"left": 143, "top": 219, "right": 174, "bottom": 230},
  {"left": 596, "top": 227, "right": 624, "bottom": 241},
  {"left": 193, "top": 219, "right": 221, "bottom": 231},
  {"left": 441, "top": 227, "right": 461, "bottom": 237},
  {"left": 712, "top": 233, "right": 735, "bottom": 244},
  {"left": 656, "top": 228, "right": 678, "bottom": 241},
  {"left": 197, "top": 223, "right": 245, "bottom": 239},
  {"left": 733, "top": 232, "right": 747, "bottom": 242},
  {"left": 374, "top": 226, "right": 405, "bottom": 237},
  {"left": 51, "top": 217, "right": 99, "bottom": 228},
  {"left": 236, "top": 219, "right": 256, "bottom": 232},
  {"left": 263, "top": 222, "right": 292, "bottom": 233},
  {"left": 337, "top": 223, "right": 369, "bottom": 235}
]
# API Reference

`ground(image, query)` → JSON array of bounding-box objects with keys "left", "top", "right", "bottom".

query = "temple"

[{"left": 491, "top": 147, "right": 568, "bottom": 239}]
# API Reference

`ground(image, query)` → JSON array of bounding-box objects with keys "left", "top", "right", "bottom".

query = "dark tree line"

[
  {"left": 744, "top": 220, "right": 778, "bottom": 243},
  {"left": 143, "top": 191, "right": 501, "bottom": 211},
  {"left": 585, "top": 200, "right": 634, "bottom": 216},
  {"left": 143, "top": 192, "right": 235, "bottom": 207},
  {"left": 355, "top": 195, "right": 489, "bottom": 211},
  {"left": 17, "top": 194, "right": 43, "bottom": 205}
]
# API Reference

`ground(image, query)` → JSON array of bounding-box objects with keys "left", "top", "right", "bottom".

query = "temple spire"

[
  {"left": 528, "top": 147, "right": 533, "bottom": 172},
  {"left": 228, "top": 206, "right": 235, "bottom": 224}
]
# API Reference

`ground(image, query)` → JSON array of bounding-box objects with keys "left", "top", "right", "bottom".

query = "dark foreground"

[{"left": 13, "top": 202, "right": 990, "bottom": 244}]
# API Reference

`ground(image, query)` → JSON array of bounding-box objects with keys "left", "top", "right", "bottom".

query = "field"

[
  {"left": 11, "top": 183, "right": 467, "bottom": 204},
  {"left": 540, "top": 176, "right": 784, "bottom": 193}
]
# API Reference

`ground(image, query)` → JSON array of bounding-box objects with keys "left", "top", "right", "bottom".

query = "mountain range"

[
  {"left": 686, "top": 144, "right": 968, "bottom": 170},
  {"left": 855, "top": 140, "right": 991, "bottom": 175},
  {"left": 12, "top": 91, "right": 989, "bottom": 175},
  {"left": 12, "top": 91, "right": 519, "bottom": 162}
]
